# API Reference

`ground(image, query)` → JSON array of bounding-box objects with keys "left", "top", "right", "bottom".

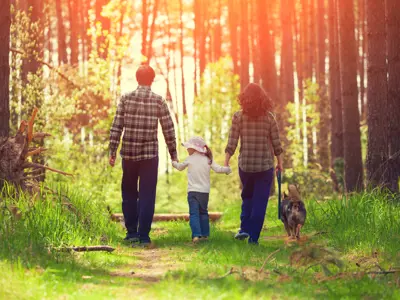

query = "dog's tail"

[{"left": 288, "top": 184, "right": 301, "bottom": 201}]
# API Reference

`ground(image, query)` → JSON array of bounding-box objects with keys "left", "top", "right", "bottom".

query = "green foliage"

[
  {"left": 307, "top": 190, "right": 400, "bottom": 256},
  {"left": 0, "top": 183, "right": 120, "bottom": 264},
  {"left": 285, "top": 80, "right": 335, "bottom": 197}
]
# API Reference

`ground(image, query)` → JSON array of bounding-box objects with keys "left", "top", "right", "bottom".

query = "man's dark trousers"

[{"left": 122, "top": 157, "right": 158, "bottom": 242}]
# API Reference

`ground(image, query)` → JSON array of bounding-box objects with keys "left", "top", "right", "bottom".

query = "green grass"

[{"left": 1, "top": 184, "right": 400, "bottom": 299}]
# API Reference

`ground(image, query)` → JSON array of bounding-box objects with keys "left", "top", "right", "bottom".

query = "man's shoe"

[
  {"left": 132, "top": 240, "right": 152, "bottom": 248},
  {"left": 124, "top": 233, "right": 139, "bottom": 242},
  {"left": 248, "top": 238, "right": 259, "bottom": 245},
  {"left": 234, "top": 231, "right": 250, "bottom": 240},
  {"left": 192, "top": 237, "right": 200, "bottom": 244},
  {"left": 200, "top": 236, "right": 209, "bottom": 242}
]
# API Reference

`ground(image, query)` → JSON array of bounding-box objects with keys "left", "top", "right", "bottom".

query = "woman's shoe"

[{"left": 234, "top": 231, "right": 250, "bottom": 240}]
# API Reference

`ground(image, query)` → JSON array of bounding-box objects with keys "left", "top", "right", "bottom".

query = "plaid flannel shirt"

[
  {"left": 109, "top": 86, "right": 177, "bottom": 161},
  {"left": 225, "top": 111, "right": 283, "bottom": 173}
]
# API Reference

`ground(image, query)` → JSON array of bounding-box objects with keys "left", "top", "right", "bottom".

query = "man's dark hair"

[{"left": 136, "top": 65, "right": 155, "bottom": 86}]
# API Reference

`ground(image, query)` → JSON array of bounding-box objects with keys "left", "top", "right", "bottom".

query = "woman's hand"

[
  {"left": 275, "top": 154, "right": 283, "bottom": 175},
  {"left": 224, "top": 152, "right": 231, "bottom": 167},
  {"left": 275, "top": 163, "right": 283, "bottom": 175}
]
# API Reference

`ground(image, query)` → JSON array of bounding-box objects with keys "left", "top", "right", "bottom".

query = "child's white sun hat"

[{"left": 182, "top": 136, "right": 207, "bottom": 153}]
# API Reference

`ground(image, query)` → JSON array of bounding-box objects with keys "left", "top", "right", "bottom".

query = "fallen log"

[
  {"left": 110, "top": 212, "right": 223, "bottom": 222},
  {"left": 56, "top": 245, "right": 115, "bottom": 253}
]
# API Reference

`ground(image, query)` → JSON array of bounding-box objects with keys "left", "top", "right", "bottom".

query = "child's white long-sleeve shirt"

[{"left": 172, "top": 152, "right": 231, "bottom": 193}]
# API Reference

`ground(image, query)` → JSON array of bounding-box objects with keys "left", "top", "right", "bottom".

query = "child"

[{"left": 172, "top": 136, "right": 231, "bottom": 243}]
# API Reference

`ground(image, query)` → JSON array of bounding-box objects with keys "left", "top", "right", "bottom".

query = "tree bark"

[
  {"left": 228, "top": 0, "right": 239, "bottom": 75},
  {"left": 337, "top": 0, "right": 364, "bottom": 191},
  {"left": 280, "top": 0, "right": 295, "bottom": 103},
  {"left": 386, "top": 0, "right": 400, "bottom": 192},
  {"left": 198, "top": 0, "right": 207, "bottom": 75},
  {"left": 328, "top": 0, "right": 343, "bottom": 165},
  {"left": 258, "top": 0, "right": 277, "bottom": 100},
  {"left": 358, "top": 0, "right": 366, "bottom": 121},
  {"left": 0, "top": 0, "right": 11, "bottom": 138},
  {"left": 179, "top": 0, "right": 186, "bottom": 117},
  {"left": 68, "top": 0, "right": 79, "bottom": 65},
  {"left": 365, "top": 0, "right": 389, "bottom": 188},
  {"left": 146, "top": 0, "right": 160, "bottom": 63},
  {"left": 316, "top": 0, "right": 329, "bottom": 170},
  {"left": 240, "top": 0, "right": 249, "bottom": 89}
]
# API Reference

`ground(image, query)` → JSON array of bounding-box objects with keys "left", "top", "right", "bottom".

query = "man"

[{"left": 109, "top": 65, "right": 177, "bottom": 246}]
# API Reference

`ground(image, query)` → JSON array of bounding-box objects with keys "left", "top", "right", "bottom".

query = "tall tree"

[
  {"left": 366, "top": 0, "right": 388, "bottom": 188},
  {"left": 328, "top": 0, "right": 343, "bottom": 166},
  {"left": 179, "top": 0, "right": 186, "bottom": 117},
  {"left": 239, "top": 0, "right": 249, "bottom": 89},
  {"left": 258, "top": 0, "right": 277, "bottom": 100},
  {"left": 0, "top": 0, "right": 11, "bottom": 137},
  {"left": 337, "top": 0, "right": 364, "bottom": 191},
  {"left": 316, "top": 0, "right": 329, "bottom": 170},
  {"left": 146, "top": 0, "right": 160, "bottom": 62},
  {"left": 280, "top": 0, "right": 295, "bottom": 103},
  {"left": 228, "top": 0, "right": 239, "bottom": 75},
  {"left": 68, "top": 0, "right": 79, "bottom": 65},
  {"left": 358, "top": 0, "right": 366, "bottom": 120},
  {"left": 386, "top": 0, "right": 400, "bottom": 192}
]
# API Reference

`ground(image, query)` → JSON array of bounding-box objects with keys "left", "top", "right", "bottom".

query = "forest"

[{"left": 0, "top": 0, "right": 399, "bottom": 299}]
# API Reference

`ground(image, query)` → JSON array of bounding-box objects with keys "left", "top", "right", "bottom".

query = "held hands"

[
  {"left": 109, "top": 156, "right": 116, "bottom": 167},
  {"left": 225, "top": 166, "right": 232, "bottom": 175}
]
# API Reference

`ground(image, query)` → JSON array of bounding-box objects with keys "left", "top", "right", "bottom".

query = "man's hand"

[
  {"left": 109, "top": 156, "right": 116, "bottom": 167},
  {"left": 172, "top": 156, "right": 179, "bottom": 163}
]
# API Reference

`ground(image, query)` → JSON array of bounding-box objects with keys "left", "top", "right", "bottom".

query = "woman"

[{"left": 224, "top": 83, "right": 283, "bottom": 245}]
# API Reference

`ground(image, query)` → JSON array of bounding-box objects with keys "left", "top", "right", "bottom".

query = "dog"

[{"left": 280, "top": 184, "right": 306, "bottom": 239}]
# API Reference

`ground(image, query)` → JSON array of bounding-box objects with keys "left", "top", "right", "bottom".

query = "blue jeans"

[
  {"left": 239, "top": 168, "right": 274, "bottom": 243},
  {"left": 122, "top": 157, "right": 158, "bottom": 243},
  {"left": 188, "top": 192, "right": 210, "bottom": 238}
]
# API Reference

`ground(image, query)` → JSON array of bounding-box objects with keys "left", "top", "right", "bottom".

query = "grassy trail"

[{"left": 2, "top": 200, "right": 400, "bottom": 300}]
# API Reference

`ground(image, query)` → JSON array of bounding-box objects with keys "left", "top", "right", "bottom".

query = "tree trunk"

[
  {"left": 250, "top": 0, "right": 260, "bottom": 84},
  {"left": 239, "top": 0, "right": 249, "bottom": 89},
  {"left": 337, "top": 0, "right": 364, "bottom": 191},
  {"left": 146, "top": 0, "right": 160, "bottom": 63},
  {"left": 228, "top": 0, "right": 239, "bottom": 75},
  {"left": 386, "top": 0, "right": 400, "bottom": 192},
  {"left": 358, "top": 0, "right": 366, "bottom": 121},
  {"left": 328, "top": 0, "right": 343, "bottom": 166},
  {"left": 179, "top": 0, "right": 186, "bottom": 117},
  {"left": 199, "top": 0, "right": 207, "bottom": 75},
  {"left": 0, "top": 0, "right": 11, "bottom": 138},
  {"left": 316, "top": 0, "right": 329, "bottom": 170},
  {"left": 212, "top": 0, "right": 222, "bottom": 62},
  {"left": 365, "top": 0, "right": 388, "bottom": 188},
  {"left": 68, "top": 0, "right": 79, "bottom": 66},
  {"left": 280, "top": 0, "right": 295, "bottom": 103},
  {"left": 258, "top": 0, "right": 277, "bottom": 100}
]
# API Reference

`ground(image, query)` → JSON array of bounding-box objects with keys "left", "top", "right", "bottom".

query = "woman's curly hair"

[{"left": 238, "top": 83, "right": 274, "bottom": 117}]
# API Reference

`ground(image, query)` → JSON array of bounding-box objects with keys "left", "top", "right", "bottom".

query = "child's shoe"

[
  {"left": 192, "top": 237, "right": 200, "bottom": 244},
  {"left": 234, "top": 230, "right": 250, "bottom": 240}
]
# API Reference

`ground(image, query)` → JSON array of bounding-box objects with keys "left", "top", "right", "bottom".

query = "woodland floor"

[{"left": 2, "top": 203, "right": 400, "bottom": 300}]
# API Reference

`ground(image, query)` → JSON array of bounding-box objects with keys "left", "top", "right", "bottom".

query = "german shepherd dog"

[{"left": 280, "top": 185, "right": 306, "bottom": 239}]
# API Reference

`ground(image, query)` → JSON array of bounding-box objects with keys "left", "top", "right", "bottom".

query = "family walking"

[{"left": 109, "top": 65, "right": 283, "bottom": 246}]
